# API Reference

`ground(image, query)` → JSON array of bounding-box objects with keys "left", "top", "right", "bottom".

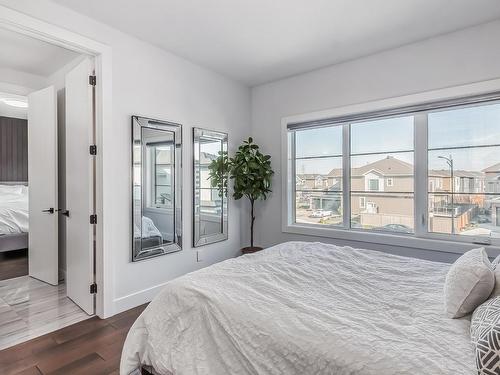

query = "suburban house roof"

[
  {"left": 296, "top": 174, "right": 328, "bottom": 180},
  {"left": 483, "top": 163, "right": 500, "bottom": 173},
  {"left": 301, "top": 157, "right": 500, "bottom": 180},
  {"left": 327, "top": 156, "right": 413, "bottom": 178},
  {"left": 429, "top": 169, "right": 485, "bottom": 178}
]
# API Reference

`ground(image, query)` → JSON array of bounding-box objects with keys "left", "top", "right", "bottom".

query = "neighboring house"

[
  {"left": 347, "top": 156, "right": 414, "bottom": 229},
  {"left": 296, "top": 173, "right": 338, "bottom": 214},
  {"left": 296, "top": 174, "right": 330, "bottom": 190},
  {"left": 483, "top": 163, "right": 500, "bottom": 193}
]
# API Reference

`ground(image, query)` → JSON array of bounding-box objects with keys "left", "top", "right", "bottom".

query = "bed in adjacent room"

[
  {"left": 134, "top": 216, "right": 164, "bottom": 251},
  {"left": 0, "top": 183, "right": 29, "bottom": 252},
  {"left": 120, "top": 241, "right": 476, "bottom": 375}
]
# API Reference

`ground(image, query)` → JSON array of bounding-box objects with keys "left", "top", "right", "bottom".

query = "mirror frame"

[
  {"left": 131, "top": 116, "right": 182, "bottom": 261},
  {"left": 192, "top": 127, "right": 228, "bottom": 247}
]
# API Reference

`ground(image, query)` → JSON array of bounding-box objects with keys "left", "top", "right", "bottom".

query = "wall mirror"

[
  {"left": 193, "top": 128, "right": 228, "bottom": 247},
  {"left": 132, "top": 116, "right": 182, "bottom": 261}
]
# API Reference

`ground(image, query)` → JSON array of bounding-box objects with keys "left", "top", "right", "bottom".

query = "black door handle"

[
  {"left": 42, "top": 208, "right": 55, "bottom": 214},
  {"left": 60, "top": 210, "right": 70, "bottom": 217}
]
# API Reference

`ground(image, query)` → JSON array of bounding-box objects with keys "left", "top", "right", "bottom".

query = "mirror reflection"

[
  {"left": 193, "top": 128, "right": 228, "bottom": 247},
  {"left": 132, "top": 116, "right": 182, "bottom": 261}
]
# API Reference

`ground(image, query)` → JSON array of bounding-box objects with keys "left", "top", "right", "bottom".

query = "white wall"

[
  {"left": 250, "top": 20, "right": 500, "bottom": 263},
  {"left": 0, "top": 0, "right": 251, "bottom": 315}
]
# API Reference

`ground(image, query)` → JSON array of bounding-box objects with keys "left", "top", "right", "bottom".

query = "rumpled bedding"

[
  {"left": 0, "top": 184, "right": 28, "bottom": 234},
  {"left": 134, "top": 216, "right": 163, "bottom": 240},
  {"left": 120, "top": 241, "right": 475, "bottom": 375}
]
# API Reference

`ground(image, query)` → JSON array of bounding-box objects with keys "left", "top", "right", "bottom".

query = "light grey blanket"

[{"left": 121, "top": 241, "right": 475, "bottom": 374}]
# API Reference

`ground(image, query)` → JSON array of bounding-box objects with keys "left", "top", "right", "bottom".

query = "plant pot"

[{"left": 241, "top": 246, "right": 263, "bottom": 255}]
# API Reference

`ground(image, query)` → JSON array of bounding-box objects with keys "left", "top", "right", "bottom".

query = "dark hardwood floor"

[
  {"left": 0, "top": 249, "right": 28, "bottom": 281},
  {"left": 0, "top": 303, "right": 148, "bottom": 375}
]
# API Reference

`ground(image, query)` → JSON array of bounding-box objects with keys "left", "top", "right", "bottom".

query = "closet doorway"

[{"left": 0, "top": 28, "right": 96, "bottom": 349}]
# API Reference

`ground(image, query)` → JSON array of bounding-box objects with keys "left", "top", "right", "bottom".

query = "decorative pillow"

[
  {"left": 471, "top": 297, "right": 500, "bottom": 374},
  {"left": 444, "top": 247, "right": 494, "bottom": 318}
]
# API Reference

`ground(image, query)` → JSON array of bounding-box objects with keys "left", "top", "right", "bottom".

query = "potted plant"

[{"left": 208, "top": 137, "right": 273, "bottom": 253}]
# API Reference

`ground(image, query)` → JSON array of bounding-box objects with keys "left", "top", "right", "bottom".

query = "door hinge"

[
  {"left": 89, "top": 145, "right": 97, "bottom": 155},
  {"left": 89, "top": 75, "right": 96, "bottom": 86},
  {"left": 90, "top": 283, "right": 97, "bottom": 294},
  {"left": 90, "top": 214, "right": 97, "bottom": 224}
]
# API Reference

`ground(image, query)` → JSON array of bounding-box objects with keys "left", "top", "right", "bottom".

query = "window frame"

[
  {"left": 282, "top": 85, "right": 500, "bottom": 255},
  {"left": 146, "top": 144, "right": 174, "bottom": 209}
]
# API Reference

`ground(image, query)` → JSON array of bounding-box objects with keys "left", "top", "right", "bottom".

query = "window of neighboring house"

[
  {"left": 428, "top": 102, "right": 500, "bottom": 237},
  {"left": 315, "top": 176, "right": 323, "bottom": 188},
  {"left": 429, "top": 180, "right": 435, "bottom": 192},
  {"left": 286, "top": 96, "right": 500, "bottom": 245},
  {"left": 350, "top": 116, "right": 414, "bottom": 233},
  {"left": 359, "top": 197, "right": 366, "bottom": 209},
  {"left": 293, "top": 125, "right": 343, "bottom": 226},
  {"left": 368, "top": 178, "right": 380, "bottom": 191}
]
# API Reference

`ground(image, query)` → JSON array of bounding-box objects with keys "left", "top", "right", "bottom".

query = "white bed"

[
  {"left": 120, "top": 241, "right": 476, "bottom": 375},
  {"left": 0, "top": 184, "right": 28, "bottom": 241}
]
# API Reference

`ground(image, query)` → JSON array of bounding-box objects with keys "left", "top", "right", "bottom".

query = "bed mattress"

[{"left": 120, "top": 241, "right": 476, "bottom": 375}]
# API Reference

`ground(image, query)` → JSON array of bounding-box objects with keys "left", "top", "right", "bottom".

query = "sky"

[{"left": 294, "top": 103, "right": 500, "bottom": 175}]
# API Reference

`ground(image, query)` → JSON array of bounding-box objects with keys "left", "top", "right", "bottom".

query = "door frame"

[{"left": 0, "top": 6, "right": 113, "bottom": 318}]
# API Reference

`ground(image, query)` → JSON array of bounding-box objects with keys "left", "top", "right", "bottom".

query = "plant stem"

[{"left": 250, "top": 198, "right": 255, "bottom": 248}]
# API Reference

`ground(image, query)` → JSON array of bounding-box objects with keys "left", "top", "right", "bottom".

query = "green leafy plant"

[
  {"left": 207, "top": 150, "right": 228, "bottom": 198},
  {"left": 208, "top": 137, "right": 273, "bottom": 248}
]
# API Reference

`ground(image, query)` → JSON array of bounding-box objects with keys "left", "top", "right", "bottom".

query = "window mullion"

[
  {"left": 414, "top": 113, "right": 428, "bottom": 238},
  {"left": 342, "top": 123, "right": 351, "bottom": 229},
  {"left": 290, "top": 131, "right": 296, "bottom": 226}
]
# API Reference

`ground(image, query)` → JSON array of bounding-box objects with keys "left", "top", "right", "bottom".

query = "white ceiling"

[
  {"left": 52, "top": 0, "right": 500, "bottom": 86},
  {"left": 0, "top": 28, "right": 80, "bottom": 77}
]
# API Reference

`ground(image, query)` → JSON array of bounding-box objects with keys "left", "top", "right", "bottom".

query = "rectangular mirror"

[
  {"left": 193, "top": 128, "right": 228, "bottom": 247},
  {"left": 132, "top": 116, "right": 182, "bottom": 261}
]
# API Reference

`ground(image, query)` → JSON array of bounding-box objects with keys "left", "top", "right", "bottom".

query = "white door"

[
  {"left": 28, "top": 86, "right": 58, "bottom": 285},
  {"left": 65, "top": 57, "right": 95, "bottom": 315}
]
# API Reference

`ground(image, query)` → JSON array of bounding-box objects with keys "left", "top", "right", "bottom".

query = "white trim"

[
  {"left": 0, "top": 5, "right": 114, "bottom": 318},
  {"left": 285, "top": 222, "right": 500, "bottom": 257},
  {"left": 281, "top": 78, "right": 500, "bottom": 256},
  {"left": 113, "top": 281, "right": 168, "bottom": 315}
]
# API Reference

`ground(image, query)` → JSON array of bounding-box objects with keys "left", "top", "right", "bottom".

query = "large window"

[
  {"left": 428, "top": 104, "right": 500, "bottom": 238},
  {"left": 294, "top": 125, "right": 343, "bottom": 226},
  {"left": 350, "top": 116, "right": 414, "bottom": 233},
  {"left": 286, "top": 97, "right": 500, "bottom": 243}
]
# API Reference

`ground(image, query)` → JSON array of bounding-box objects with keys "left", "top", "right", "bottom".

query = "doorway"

[{"left": 0, "top": 28, "right": 96, "bottom": 349}]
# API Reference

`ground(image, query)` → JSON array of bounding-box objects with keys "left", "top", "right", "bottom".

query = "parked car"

[
  {"left": 476, "top": 215, "right": 491, "bottom": 224},
  {"left": 309, "top": 210, "right": 332, "bottom": 218}
]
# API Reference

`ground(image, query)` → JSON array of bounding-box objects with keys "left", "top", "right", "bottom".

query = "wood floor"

[
  {"left": 0, "top": 303, "right": 147, "bottom": 375},
  {"left": 0, "top": 249, "right": 28, "bottom": 281}
]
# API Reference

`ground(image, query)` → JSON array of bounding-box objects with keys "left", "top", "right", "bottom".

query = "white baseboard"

[{"left": 112, "top": 281, "right": 169, "bottom": 315}]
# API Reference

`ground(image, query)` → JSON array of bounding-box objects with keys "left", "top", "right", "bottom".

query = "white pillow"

[{"left": 444, "top": 248, "right": 494, "bottom": 318}]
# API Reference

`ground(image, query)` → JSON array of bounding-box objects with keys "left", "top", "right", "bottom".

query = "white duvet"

[
  {"left": 120, "top": 241, "right": 475, "bottom": 375},
  {"left": 0, "top": 184, "right": 28, "bottom": 234}
]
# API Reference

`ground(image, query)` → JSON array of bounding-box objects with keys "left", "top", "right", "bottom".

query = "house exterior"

[{"left": 483, "top": 163, "right": 500, "bottom": 193}]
